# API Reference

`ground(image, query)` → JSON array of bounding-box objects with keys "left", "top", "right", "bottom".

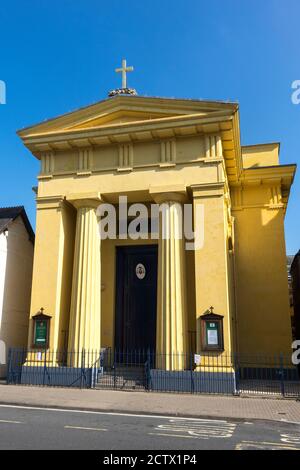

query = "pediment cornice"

[{"left": 18, "top": 95, "right": 238, "bottom": 136}]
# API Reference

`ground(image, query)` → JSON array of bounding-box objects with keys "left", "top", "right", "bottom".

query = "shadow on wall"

[
  {"left": 234, "top": 205, "right": 292, "bottom": 355},
  {"left": 56, "top": 204, "right": 76, "bottom": 352}
]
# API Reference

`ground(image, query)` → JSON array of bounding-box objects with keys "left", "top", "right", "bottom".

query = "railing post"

[
  {"left": 80, "top": 349, "right": 85, "bottom": 389},
  {"left": 7, "top": 348, "right": 12, "bottom": 385},
  {"left": 234, "top": 353, "right": 240, "bottom": 396},
  {"left": 113, "top": 349, "right": 116, "bottom": 388},
  {"left": 190, "top": 352, "right": 194, "bottom": 394},
  {"left": 90, "top": 350, "right": 95, "bottom": 389},
  {"left": 280, "top": 353, "right": 285, "bottom": 397},
  {"left": 43, "top": 348, "right": 47, "bottom": 386},
  {"left": 145, "top": 348, "right": 151, "bottom": 391}
]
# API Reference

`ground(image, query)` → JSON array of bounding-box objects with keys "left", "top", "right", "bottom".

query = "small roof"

[{"left": 0, "top": 206, "right": 34, "bottom": 243}]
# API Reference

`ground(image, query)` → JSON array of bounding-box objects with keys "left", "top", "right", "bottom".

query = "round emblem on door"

[{"left": 135, "top": 263, "right": 146, "bottom": 280}]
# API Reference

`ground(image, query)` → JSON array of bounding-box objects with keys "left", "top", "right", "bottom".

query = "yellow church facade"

[{"left": 18, "top": 94, "right": 296, "bottom": 370}]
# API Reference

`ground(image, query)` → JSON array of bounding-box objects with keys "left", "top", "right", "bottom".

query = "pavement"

[{"left": 0, "top": 384, "right": 300, "bottom": 423}]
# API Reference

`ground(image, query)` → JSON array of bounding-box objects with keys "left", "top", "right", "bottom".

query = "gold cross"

[{"left": 115, "top": 59, "right": 134, "bottom": 89}]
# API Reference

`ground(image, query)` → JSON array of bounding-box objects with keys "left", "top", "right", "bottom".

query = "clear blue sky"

[{"left": 0, "top": 0, "right": 299, "bottom": 253}]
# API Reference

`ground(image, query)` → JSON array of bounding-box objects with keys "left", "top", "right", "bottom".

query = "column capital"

[
  {"left": 66, "top": 192, "right": 102, "bottom": 209},
  {"left": 36, "top": 195, "right": 65, "bottom": 210},
  {"left": 149, "top": 184, "right": 187, "bottom": 204}
]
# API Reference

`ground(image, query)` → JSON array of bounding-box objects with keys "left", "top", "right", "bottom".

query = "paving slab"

[{"left": 0, "top": 384, "right": 299, "bottom": 423}]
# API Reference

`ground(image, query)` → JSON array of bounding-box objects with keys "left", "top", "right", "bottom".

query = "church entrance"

[{"left": 114, "top": 245, "right": 158, "bottom": 354}]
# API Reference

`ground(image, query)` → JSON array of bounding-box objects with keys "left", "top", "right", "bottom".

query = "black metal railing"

[
  {"left": 5, "top": 348, "right": 300, "bottom": 397},
  {"left": 6, "top": 348, "right": 102, "bottom": 388}
]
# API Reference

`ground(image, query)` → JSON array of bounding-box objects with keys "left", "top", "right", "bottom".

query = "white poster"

[
  {"left": 194, "top": 354, "right": 201, "bottom": 365},
  {"left": 207, "top": 329, "right": 218, "bottom": 345}
]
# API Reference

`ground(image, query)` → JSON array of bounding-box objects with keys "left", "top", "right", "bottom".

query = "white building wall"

[
  {"left": 0, "top": 232, "right": 8, "bottom": 376},
  {"left": 0, "top": 217, "right": 34, "bottom": 377},
  {"left": 0, "top": 231, "right": 8, "bottom": 325}
]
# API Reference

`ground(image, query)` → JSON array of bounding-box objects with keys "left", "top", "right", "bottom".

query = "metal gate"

[{"left": 95, "top": 349, "right": 148, "bottom": 390}]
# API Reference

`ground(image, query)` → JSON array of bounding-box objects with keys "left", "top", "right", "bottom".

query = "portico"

[{"left": 49, "top": 185, "right": 192, "bottom": 367}]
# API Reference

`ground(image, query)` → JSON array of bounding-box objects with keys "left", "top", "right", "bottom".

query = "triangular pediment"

[
  {"left": 67, "top": 109, "right": 182, "bottom": 130},
  {"left": 18, "top": 95, "right": 238, "bottom": 138}
]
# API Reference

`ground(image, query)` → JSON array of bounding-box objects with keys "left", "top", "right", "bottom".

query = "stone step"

[{"left": 95, "top": 366, "right": 146, "bottom": 389}]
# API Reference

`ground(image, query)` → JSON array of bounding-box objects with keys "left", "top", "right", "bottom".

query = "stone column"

[
  {"left": 152, "top": 191, "right": 188, "bottom": 370},
  {"left": 68, "top": 199, "right": 101, "bottom": 355}
]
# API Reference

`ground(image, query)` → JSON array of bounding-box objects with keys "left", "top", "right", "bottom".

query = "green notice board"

[{"left": 34, "top": 320, "right": 48, "bottom": 347}]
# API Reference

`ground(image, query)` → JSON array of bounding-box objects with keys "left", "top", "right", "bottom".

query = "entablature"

[
  {"left": 21, "top": 111, "right": 240, "bottom": 183},
  {"left": 230, "top": 164, "right": 296, "bottom": 212}
]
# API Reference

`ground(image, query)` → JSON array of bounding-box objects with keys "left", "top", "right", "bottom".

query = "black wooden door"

[{"left": 115, "top": 245, "right": 158, "bottom": 353}]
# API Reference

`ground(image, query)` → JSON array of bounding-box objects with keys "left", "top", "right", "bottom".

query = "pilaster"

[
  {"left": 28, "top": 195, "right": 68, "bottom": 351},
  {"left": 191, "top": 182, "right": 233, "bottom": 356}
]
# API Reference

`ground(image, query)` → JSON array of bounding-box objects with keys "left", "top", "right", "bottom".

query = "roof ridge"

[
  {"left": 0, "top": 205, "right": 24, "bottom": 208},
  {"left": 0, "top": 206, "right": 34, "bottom": 243}
]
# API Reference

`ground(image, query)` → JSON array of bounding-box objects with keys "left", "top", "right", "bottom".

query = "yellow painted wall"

[
  {"left": 193, "top": 185, "right": 234, "bottom": 358},
  {"left": 28, "top": 200, "right": 76, "bottom": 350},
  {"left": 39, "top": 155, "right": 220, "bottom": 200},
  {"left": 233, "top": 189, "right": 292, "bottom": 355},
  {"left": 242, "top": 143, "right": 280, "bottom": 168}
]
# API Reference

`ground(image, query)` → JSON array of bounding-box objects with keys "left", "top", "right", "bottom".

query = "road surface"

[{"left": 0, "top": 404, "right": 300, "bottom": 450}]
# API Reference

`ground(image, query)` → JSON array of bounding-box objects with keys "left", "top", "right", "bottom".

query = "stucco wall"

[
  {"left": 193, "top": 188, "right": 233, "bottom": 357},
  {"left": 28, "top": 202, "right": 75, "bottom": 351},
  {"left": 242, "top": 143, "right": 280, "bottom": 168},
  {"left": 233, "top": 198, "right": 292, "bottom": 355}
]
